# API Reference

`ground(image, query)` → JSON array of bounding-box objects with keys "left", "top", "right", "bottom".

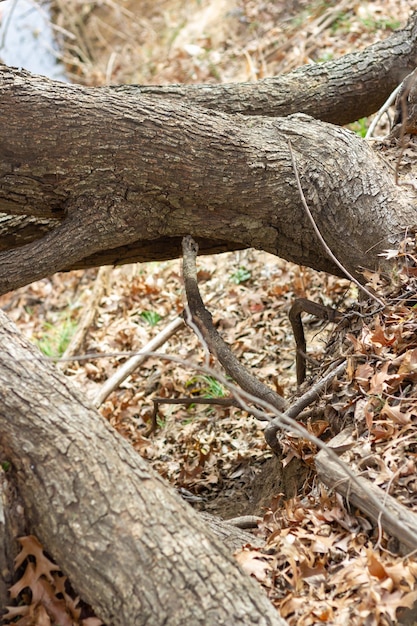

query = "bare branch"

[
  {"left": 285, "top": 360, "right": 346, "bottom": 420},
  {"left": 93, "top": 315, "right": 184, "bottom": 407},
  {"left": 181, "top": 235, "right": 287, "bottom": 412},
  {"left": 13, "top": 345, "right": 417, "bottom": 552},
  {"left": 288, "top": 297, "right": 341, "bottom": 385},
  {"left": 146, "top": 396, "right": 240, "bottom": 436},
  {"left": 316, "top": 429, "right": 417, "bottom": 555}
]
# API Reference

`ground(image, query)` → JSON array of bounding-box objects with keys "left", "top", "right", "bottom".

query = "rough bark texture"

[
  {"left": 0, "top": 471, "right": 26, "bottom": 611},
  {"left": 0, "top": 64, "right": 415, "bottom": 294},
  {"left": 0, "top": 310, "right": 285, "bottom": 626}
]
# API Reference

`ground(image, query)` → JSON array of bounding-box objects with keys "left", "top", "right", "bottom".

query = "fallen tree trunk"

[
  {"left": 0, "top": 309, "right": 285, "bottom": 625},
  {"left": 0, "top": 63, "right": 415, "bottom": 294}
]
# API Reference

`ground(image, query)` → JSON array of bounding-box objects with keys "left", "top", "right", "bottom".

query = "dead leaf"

[
  {"left": 235, "top": 550, "right": 273, "bottom": 582},
  {"left": 367, "top": 549, "right": 387, "bottom": 581},
  {"left": 354, "top": 362, "right": 374, "bottom": 388},
  {"left": 14, "top": 536, "right": 60, "bottom": 583},
  {"left": 380, "top": 401, "right": 411, "bottom": 425}
]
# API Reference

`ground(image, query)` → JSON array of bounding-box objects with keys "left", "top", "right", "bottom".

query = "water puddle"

[{"left": 0, "top": 0, "right": 67, "bottom": 81}]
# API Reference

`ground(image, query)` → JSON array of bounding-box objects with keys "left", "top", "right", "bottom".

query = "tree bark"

[
  {"left": 0, "top": 470, "right": 26, "bottom": 611},
  {"left": 112, "top": 11, "right": 417, "bottom": 125},
  {"left": 0, "top": 309, "right": 285, "bottom": 625},
  {"left": 0, "top": 63, "right": 415, "bottom": 294}
]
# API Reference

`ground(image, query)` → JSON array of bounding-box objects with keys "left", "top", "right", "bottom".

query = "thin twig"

[
  {"left": 24, "top": 346, "right": 417, "bottom": 550},
  {"left": 287, "top": 139, "right": 385, "bottom": 307},
  {"left": 93, "top": 315, "right": 184, "bottom": 407},
  {"left": 161, "top": 354, "right": 417, "bottom": 552},
  {"left": 217, "top": 375, "right": 417, "bottom": 553},
  {"left": 263, "top": 361, "right": 347, "bottom": 452},
  {"left": 146, "top": 396, "right": 240, "bottom": 436},
  {"left": 365, "top": 84, "right": 401, "bottom": 139},
  {"left": 0, "top": 0, "right": 18, "bottom": 49},
  {"left": 152, "top": 396, "right": 239, "bottom": 407},
  {"left": 285, "top": 359, "right": 346, "bottom": 419}
]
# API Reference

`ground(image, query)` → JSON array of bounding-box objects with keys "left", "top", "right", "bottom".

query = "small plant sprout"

[
  {"left": 140, "top": 310, "right": 162, "bottom": 326},
  {"left": 35, "top": 316, "right": 77, "bottom": 358},
  {"left": 230, "top": 266, "right": 252, "bottom": 284},
  {"left": 186, "top": 375, "right": 228, "bottom": 398}
]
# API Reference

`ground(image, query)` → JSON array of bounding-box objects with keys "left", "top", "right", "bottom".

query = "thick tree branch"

[
  {"left": 4, "top": 12, "right": 417, "bottom": 266},
  {"left": 112, "top": 12, "right": 417, "bottom": 125},
  {"left": 0, "top": 65, "right": 415, "bottom": 294}
]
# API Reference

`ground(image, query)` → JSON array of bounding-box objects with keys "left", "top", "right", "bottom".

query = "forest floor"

[{"left": 2, "top": 0, "right": 417, "bottom": 624}]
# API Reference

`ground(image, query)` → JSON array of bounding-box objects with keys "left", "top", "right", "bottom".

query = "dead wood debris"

[
  {"left": 288, "top": 298, "right": 342, "bottom": 385},
  {"left": 316, "top": 428, "right": 417, "bottom": 554},
  {"left": 181, "top": 235, "right": 287, "bottom": 413}
]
